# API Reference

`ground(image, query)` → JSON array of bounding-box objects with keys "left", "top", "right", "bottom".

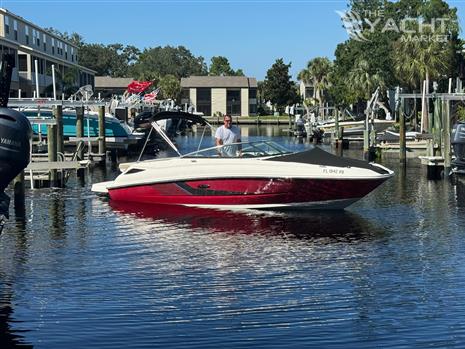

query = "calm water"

[{"left": 2, "top": 126, "right": 465, "bottom": 348}]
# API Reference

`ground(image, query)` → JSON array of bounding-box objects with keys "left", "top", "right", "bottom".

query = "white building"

[
  {"left": 0, "top": 8, "right": 95, "bottom": 98},
  {"left": 299, "top": 81, "right": 314, "bottom": 100}
]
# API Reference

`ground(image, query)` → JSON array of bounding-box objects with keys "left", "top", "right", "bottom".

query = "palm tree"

[
  {"left": 298, "top": 57, "right": 332, "bottom": 117},
  {"left": 44, "top": 66, "right": 80, "bottom": 98},
  {"left": 347, "top": 59, "right": 385, "bottom": 101},
  {"left": 392, "top": 35, "right": 453, "bottom": 91},
  {"left": 346, "top": 59, "right": 385, "bottom": 118},
  {"left": 393, "top": 34, "right": 454, "bottom": 132},
  {"left": 308, "top": 57, "right": 332, "bottom": 105}
]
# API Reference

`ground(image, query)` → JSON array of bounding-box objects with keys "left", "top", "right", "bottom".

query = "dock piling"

[
  {"left": 47, "top": 124, "right": 58, "bottom": 186},
  {"left": 76, "top": 107, "right": 84, "bottom": 160},
  {"left": 13, "top": 171, "right": 25, "bottom": 204},
  {"left": 98, "top": 105, "right": 106, "bottom": 162},
  {"left": 443, "top": 98, "right": 451, "bottom": 174},
  {"left": 54, "top": 104, "right": 64, "bottom": 156},
  {"left": 399, "top": 97, "right": 407, "bottom": 165}
]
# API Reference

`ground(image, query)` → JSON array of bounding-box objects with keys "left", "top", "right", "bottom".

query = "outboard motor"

[
  {"left": 133, "top": 110, "right": 155, "bottom": 131},
  {"left": 0, "top": 54, "right": 32, "bottom": 232},
  {"left": 451, "top": 122, "right": 465, "bottom": 173}
]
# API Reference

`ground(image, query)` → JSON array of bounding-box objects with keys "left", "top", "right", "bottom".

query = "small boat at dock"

[{"left": 21, "top": 108, "right": 137, "bottom": 138}]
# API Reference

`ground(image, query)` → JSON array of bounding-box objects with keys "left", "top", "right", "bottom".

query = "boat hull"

[
  {"left": 22, "top": 110, "right": 131, "bottom": 138},
  {"left": 107, "top": 177, "right": 388, "bottom": 209}
]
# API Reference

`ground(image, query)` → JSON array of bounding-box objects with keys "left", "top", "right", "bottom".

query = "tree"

[
  {"left": 209, "top": 56, "right": 244, "bottom": 76},
  {"left": 298, "top": 57, "right": 332, "bottom": 111},
  {"left": 158, "top": 74, "right": 181, "bottom": 101},
  {"left": 235, "top": 69, "right": 245, "bottom": 76},
  {"left": 393, "top": 36, "right": 453, "bottom": 90},
  {"left": 130, "top": 46, "right": 207, "bottom": 80},
  {"left": 44, "top": 65, "right": 80, "bottom": 97},
  {"left": 77, "top": 43, "right": 139, "bottom": 77},
  {"left": 44, "top": 27, "right": 84, "bottom": 47},
  {"left": 263, "top": 59, "right": 299, "bottom": 113},
  {"left": 209, "top": 56, "right": 234, "bottom": 76},
  {"left": 347, "top": 59, "right": 385, "bottom": 101},
  {"left": 391, "top": 0, "right": 459, "bottom": 90},
  {"left": 328, "top": 0, "right": 462, "bottom": 111}
]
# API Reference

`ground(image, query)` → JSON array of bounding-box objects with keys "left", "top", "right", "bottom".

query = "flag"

[
  {"left": 127, "top": 80, "right": 153, "bottom": 94},
  {"left": 143, "top": 87, "right": 161, "bottom": 102}
]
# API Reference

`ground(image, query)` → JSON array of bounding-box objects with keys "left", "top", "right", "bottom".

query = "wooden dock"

[{"left": 25, "top": 155, "right": 92, "bottom": 188}]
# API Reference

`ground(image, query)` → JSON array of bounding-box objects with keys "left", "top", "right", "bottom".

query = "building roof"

[
  {"left": 0, "top": 8, "right": 79, "bottom": 49},
  {"left": 181, "top": 76, "right": 257, "bottom": 88},
  {"left": 95, "top": 76, "right": 134, "bottom": 88}
]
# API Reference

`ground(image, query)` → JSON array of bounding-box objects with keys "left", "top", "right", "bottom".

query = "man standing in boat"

[{"left": 215, "top": 114, "right": 242, "bottom": 157}]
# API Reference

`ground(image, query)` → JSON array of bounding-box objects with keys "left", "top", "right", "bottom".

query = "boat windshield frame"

[{"left": 181, "top": 140, "right": 293, "bottom": 158}]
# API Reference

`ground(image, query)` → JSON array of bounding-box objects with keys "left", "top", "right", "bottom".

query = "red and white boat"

[{"left": 92, "top": 119, "right": 393, "bottom": 209}]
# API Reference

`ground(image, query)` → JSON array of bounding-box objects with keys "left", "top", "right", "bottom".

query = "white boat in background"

[{"left": 318, "top": 119, "right": 396, "bottom": 137}]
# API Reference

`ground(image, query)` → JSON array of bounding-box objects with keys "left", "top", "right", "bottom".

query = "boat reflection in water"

[{"left": 109, "top": 201, "right": 383, "bottom": 241}]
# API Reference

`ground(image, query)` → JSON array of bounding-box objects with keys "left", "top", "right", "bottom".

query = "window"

[
  {"left": 38, "top": 58, "right": 44, "bottom": 74},
  {"left": 249, "top": 88, "right": 257, "bottom": 115},
  {"left": 196, "top": 88, "right": 211, "bottom": 116},
  {"left": 30, "top": 56, "right": 44, "bottom": 74},
  {"left": 51, "top": 38, "right": 55, "bottom": 54},
  {"left": 13, "top": 20, "right": 17, "bottom": 40},
  {"left": 4, "top": 16, "right": 9, "bottom": 35},
  {"left": 180, "top": 89, "right": 190, "bottom": 103},
  {"left": 43, "top": 33, "right": 46, "bottom": 51},
  {"left": 226, "top": 90, "right": 241, "bottom": 116},
  {"left": 32, "top": 29, "right": 40, "bottom": 46},
  {"left": 249, "top": 103, "right": 257, "bottom": 115},
  {"left": 18, "top": 54, "right": 28, "bottom": 72},
  {"left": 249, "top": 88, "right": 257, "bottom": 99},
  {"left": 25, "top": 26, "right": 29, "bottom": 45}
]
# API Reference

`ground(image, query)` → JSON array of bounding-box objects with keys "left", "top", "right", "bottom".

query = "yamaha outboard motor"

[
  {"left": 451, "top": 122, "right": 465, "bottom": 173},
  {"left": 0, "top": 54, "right": 32, "bottom": 232}
]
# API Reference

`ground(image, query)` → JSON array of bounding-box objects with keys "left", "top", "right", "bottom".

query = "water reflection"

[
  {"left": 4, "top": 125, "right": 465, "bottom": 348},
  {"left": 48, "top": 191, "right": 66, "bottom": 242},
  {"left": 454, "top": 176, "right": 465, "bottom": 207},
  {"left": 109, "top": 201, "right": 384, "bottom": 242},
  {"left": 0, "top": 286, "right": 33, "bottom": 349},
  {"left": 1, "top": 196, "right": 33, "bottom": 348}
]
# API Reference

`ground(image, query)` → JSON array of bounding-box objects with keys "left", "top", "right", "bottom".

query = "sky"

[{"left": 2, "top": 0, "right": 465, "bottom": 80}]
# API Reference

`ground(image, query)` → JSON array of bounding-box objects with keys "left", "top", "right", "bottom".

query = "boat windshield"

[{"left": 182, "top": 140, "right": 293, "bottom": 158}]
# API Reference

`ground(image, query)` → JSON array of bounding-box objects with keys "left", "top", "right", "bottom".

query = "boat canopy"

[
  {"left": 134, "top": 110, "right": 209, "bottom": 128},
  {"left": 269, "top": 146, "right": 391, "bottom": 174}
]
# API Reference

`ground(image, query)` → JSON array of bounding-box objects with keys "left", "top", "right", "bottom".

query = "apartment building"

[
  {"left": 180, "top": 76, "right": 257, "bottom": 117},
  {"left": 0, "top": 8, "right": 95, "bottom": 97}
]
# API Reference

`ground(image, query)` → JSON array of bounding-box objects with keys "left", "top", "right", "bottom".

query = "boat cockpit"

[{"left": 181, "top": 140, "right": 295, "bottom": 158}]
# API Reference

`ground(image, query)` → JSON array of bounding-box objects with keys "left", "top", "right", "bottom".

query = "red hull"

[{"left": 108, "top": 177, "right": 387, "bottom": 208}]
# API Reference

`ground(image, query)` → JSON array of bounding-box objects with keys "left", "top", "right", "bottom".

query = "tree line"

[
  {"left": 48, "top": 0, "right": 461, "bottom": 115},
  {"left": 45, "top": 27, "right": 245, "bottom": 100},
  {"left": 296, "top": 0, "right": 462, "bottom": 116}
]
